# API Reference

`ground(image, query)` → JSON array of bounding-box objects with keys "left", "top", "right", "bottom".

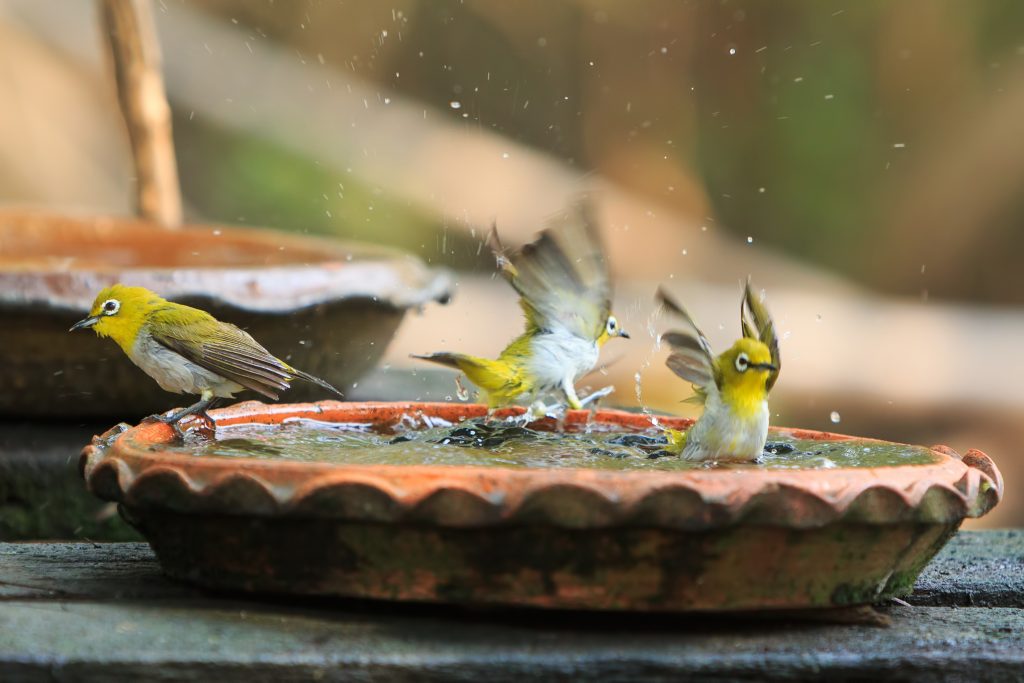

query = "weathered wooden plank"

[
  {"left": 1, "top": 534, "right": 1023, "bottom": 680},
  {"left": 0, "top": 600, "right": 1021, "bottom": 682},
  {"left": 0, "top": 542, "right": 193, "bottom": 601},
  {"left": 909, "top": 529, "right": 1024, "bottom": 607}
]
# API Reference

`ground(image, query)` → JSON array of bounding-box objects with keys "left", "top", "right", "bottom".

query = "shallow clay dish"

[
  {"left": 80, "top": 401, "right": 1003, "bottom": 612},
  {"left": 0, "top": 210, "right": 451, "bottom": 417}
]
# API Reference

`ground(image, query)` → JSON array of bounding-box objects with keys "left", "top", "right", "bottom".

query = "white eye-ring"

[
  {"left": 606, "top": 316, "right": 618, "bottom": 334},
  {"left": 735, "top": 352, "right": 750, "bottom": 372},
  {"left": 102, "top": 298, "right": 121, "bottom": 316}
]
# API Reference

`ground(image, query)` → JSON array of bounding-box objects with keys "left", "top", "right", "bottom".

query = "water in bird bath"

[{"left": 186, "top": 417, "right": 941, "bottom": 470}]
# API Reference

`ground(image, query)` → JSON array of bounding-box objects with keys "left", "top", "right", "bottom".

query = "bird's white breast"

[
  {"left": 683, "top": 387, "right": 769, "bottom": 462},
  {"left": 128, "top": 331, "right": 244, "bottom": 398},
  {"left": 526, "top": 331, "right": 600, "bottom": 390}
]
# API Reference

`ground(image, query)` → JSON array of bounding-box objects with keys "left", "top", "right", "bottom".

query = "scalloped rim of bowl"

[{"left": 80, "top": 401, "right": 1003, "bottom": 531}]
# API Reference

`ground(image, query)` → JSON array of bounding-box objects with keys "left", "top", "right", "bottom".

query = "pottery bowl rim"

[
  {"left": 80, "top": 401, "right": 1004, "bottom": 531},
  {"left": 0, "top": 208, "right": 452, "bottom": 312}
]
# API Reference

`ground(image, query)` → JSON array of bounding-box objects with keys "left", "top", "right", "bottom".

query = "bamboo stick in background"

[{"left": 99, "top": 0, "right": 181, "bottom": 227}]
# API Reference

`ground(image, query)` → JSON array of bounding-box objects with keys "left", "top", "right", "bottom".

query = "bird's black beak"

[
  {"left": 70, "top": 316, "right": 100, "bottom": 332},
  {"left": 751, "top": 362, "right": 777, "bottom": 372},
  {"left": 619, "top": 330, "right": 631, "bottom": 339}
]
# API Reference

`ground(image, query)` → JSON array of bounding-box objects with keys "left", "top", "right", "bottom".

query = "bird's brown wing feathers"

[
  {"left": 657, "top": 287, "right": 719, "bottom": 391},
  {"left": 147, "top": 306, "right": 293, "bottom": 399},
  {"left": 490, "top": 198, "right": 611, "bottom": 340},
  {"left": 741, "top": 278, "right": 781, "bottom": 391}
]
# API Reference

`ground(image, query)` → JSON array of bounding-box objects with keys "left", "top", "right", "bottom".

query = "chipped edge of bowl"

[{"left": 79, "top": 401, "right": 1004, "bottom": 531}]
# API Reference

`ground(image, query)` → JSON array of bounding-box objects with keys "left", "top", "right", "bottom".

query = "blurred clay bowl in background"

[{"left": 0, "top": 210, "right": 452, "bottom": 417}]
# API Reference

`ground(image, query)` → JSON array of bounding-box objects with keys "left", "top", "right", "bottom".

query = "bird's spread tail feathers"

[{"left": 411, "top": 352, "right": 521, "bottom": 404}]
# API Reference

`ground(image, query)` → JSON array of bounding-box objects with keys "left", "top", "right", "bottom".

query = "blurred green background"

[{"left": 172, "top": 0, "right": 1024, "bottom": 304}]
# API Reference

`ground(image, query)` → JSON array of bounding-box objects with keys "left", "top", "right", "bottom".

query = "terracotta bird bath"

[{"left": 80, "top": 401, "right": 1003, "bottom": 612}]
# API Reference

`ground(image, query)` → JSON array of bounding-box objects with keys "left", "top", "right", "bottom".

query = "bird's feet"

[
  {"left": 496, "top": 401, "right": 561, "bottom": 426},
  {"left": 185, "top": 411, "right": 218, "bottom": 439},
  {"left": 141, "top": 412, "right": 187, "bottom": 440},
  {"left": 578, "top": 385, "right": 615, "bottom": 408},
  {"left": 141, "top": 398, "right": 220, "bottom": 441},
  {"left": 523, "top": 400, "right": 566, "bottom": 422},
  {"left": 142, "top": 412, "right": 176, "bottom": 424}
]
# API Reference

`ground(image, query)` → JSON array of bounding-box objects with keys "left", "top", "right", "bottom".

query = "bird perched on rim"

[
  {"left": 413, "top": 200, "right": 630, "bottom": 416},
  {"left": 657, "top": 279, "right": 780, "bottom": 462},
  {"left": 70, "top": 284, "right": 342, "bottom": 433}
]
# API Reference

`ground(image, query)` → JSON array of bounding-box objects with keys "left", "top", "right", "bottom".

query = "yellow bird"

[
  {"left": 70, "top": 284, "right": 342, "bottom": 433},
  {"left": 658, "top": 280, "right": 780, "bottom": 462},
  {"left": 413, "top": 201, "right": 630, "bottom": 415}
]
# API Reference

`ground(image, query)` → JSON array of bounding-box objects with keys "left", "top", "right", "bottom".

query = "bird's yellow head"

[
  {"left": 717, "top": 336, "right": 777, "bottom": 410},
  {"left": 70, "top": 284, "right": 164, "bottom": 353},
  {"left": 596, "top": 314, "right": 630, "bottom": 347}
]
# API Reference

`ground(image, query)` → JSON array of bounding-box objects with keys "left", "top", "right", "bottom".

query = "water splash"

[
  {"left": 455, "top": 376, "right": 470, "bottom": 401},
  {"left": 632, "top": 307, "right": 665, "bottom": 429}
]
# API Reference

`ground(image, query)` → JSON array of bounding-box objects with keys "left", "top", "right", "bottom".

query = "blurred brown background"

[{"left": 1, "top": 0, "right": 1021, "bottom": 527}]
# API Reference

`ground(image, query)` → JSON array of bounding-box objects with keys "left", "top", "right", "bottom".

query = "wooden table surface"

[{"left": 1, "top": 530, "right": 1022, "bottom": 682}]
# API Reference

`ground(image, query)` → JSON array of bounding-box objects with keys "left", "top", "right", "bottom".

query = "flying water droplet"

[
  {"left": 455, "top": 376, "right": 470, "bottom": 401},
  {"left": 830, "top": 411, "right": 841, "bottom": 424}
]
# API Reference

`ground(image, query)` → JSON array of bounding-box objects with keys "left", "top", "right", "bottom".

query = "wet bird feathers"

[
  {"left": 490, "top": 201, "right": 611, "bottom": 342},
  {"left": 657, "top": 287, "right": 719, "bottom": 393},
  {"left": 658, "top": 281, "right": 780, "bottom": 399}
]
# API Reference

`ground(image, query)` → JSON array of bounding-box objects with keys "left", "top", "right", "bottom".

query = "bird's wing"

[
  {"left": 146, "top": 304, "right": 293, "bottom": 399},
  {"left": 491, "top": 199, "right": 611, "bottom": 341},
  {"left": 657, "top": 287, "right": 719, "bottom": 392},
  {"left": 741, "top": 278, "right": 781, "bottom": 391}
]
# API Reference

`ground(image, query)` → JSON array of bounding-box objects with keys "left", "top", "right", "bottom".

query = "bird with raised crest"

[{"left": 657, "top": 279, "right": 780, "bottom": 461}]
